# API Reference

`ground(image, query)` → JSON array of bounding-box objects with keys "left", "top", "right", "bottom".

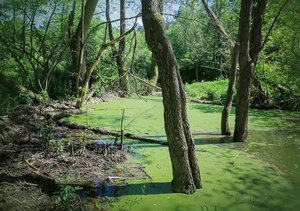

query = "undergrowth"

[{"left": 185, "top": 80, "right": 231, "bottom": 102}]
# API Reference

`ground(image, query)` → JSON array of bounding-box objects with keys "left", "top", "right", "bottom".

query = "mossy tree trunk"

[
  {"left": 141, "top": 0, "right": 202, "bottom": 194},
  {"left": 149, "top": 54, "right": 159, "bottom": 86}
]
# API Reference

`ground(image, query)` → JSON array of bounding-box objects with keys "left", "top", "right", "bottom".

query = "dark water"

[{"left": 246, "top": 130, "right": 300, "bottom": 189}]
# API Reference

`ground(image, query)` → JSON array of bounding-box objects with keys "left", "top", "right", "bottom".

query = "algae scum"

[{"left": 67, "top": 97, "right": 300, "bottom": 210}]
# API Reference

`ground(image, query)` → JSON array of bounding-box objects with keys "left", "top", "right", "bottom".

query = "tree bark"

[
  {"left": 149, "top": 54, "right": 159, "bottom": 86},
  {"left": 233, "top": 0, "right": 254, "bottom": 142},
  {"left": 69, "top": 0, "right": 99, "bottom": 109},
  {"left": 106, "top": 0, "right": 130, "bottom": 94},
  {"left": 250, "top": 0, "right": 268, "bottom": 104},
  {"left": 233, "top": 0, "right": 268, "bottom": 142},
  {"left": 221, "top": 42, "right": 239, "bottom": 135},
  {"left": 118, "top": 0, "right": 130, "bottom": 94},
  {"left": 141, "top": 0, "right": 201, "bottom": 194}
]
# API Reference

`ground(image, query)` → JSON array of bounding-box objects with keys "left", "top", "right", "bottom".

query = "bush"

[
  {"left": 185, "top": 80, "right": 233, "bottom": 102},
  {"left": 17, "top": 93, "right": 33, "bottom": 105}
]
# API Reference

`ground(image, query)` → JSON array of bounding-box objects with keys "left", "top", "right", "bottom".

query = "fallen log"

[
  {"left": 56, "top": 120, "right": 168, "bottom": 145},
  {"left": 46, "top": 108, "right": 96, "bottom": 120}
]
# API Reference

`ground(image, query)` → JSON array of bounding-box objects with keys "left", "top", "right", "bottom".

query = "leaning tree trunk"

[
  {"left": 141, "top": 0, "right": 201, "bottom": 194},
  {"left": 233, "top": 0, "right": 254, "bottom": 142},
  {"left": 221, "top": 41, "right": 239, "bottom": 135}
]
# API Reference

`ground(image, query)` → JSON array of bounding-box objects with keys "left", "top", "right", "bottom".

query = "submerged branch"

[{"left": 56, "top": 120, "right": 168, "bottom": 145}]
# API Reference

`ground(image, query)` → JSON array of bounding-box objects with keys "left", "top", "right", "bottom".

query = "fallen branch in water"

[
  {"left": 56, "top": 120, "right": 168, "bottom": 145},
  {"left": 48, "top": 108, "right": 96, "bottom": 120}
]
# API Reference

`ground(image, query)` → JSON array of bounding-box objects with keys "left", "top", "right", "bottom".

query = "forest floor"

[{"left": 0, "top": 94, "right": 148, "bottom": 210}]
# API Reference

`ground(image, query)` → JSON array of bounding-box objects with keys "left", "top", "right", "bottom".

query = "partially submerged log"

[
  {"left": 56, "top": 120, "right": 168, "bottom": 145},
  {"left": 49, "top": 108, "right": 95, "bottom": 120},
  {"left": 191, "top": 98, "right": 280, "bottom": 110}
]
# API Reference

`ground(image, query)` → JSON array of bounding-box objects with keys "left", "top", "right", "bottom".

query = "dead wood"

[{"left": 56, "top": 120, "right": 168, "bottom": 145}]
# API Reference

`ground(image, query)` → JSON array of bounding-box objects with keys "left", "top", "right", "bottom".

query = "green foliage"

[
  {"left": 17, "top": 93, "right": 33, "bottom": 105},
  {"left": 168, "top": 2, "right": 238, "bottom": 83},
  {"left": 49, "top": 138, "right": 73, "bottom": 152},
  {"left": 40, "top": 90, "right": 49, "bottom": 102},
  {"left": 185, "top": 80, "right": 231, "bottom": 102},
  {"left": 38, "top": 123, "right": 55, "bottom": 142},
  {"left": 0, "top": 87, "right": 18, "bottom": 115},
  {"left": 56, "top": 184, "right": 81, "bottom": 210}
]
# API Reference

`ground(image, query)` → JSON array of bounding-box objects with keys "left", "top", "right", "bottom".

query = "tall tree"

[
  {"left": 141, "top": 0, "right": 202, "bottom": 194},
  {"left": 201, "top": 0, "right": 239, "bottom": 135},
  {"left": 69, "top": 0, "right": 99, "bottom": 108},
  {"left": 106, "top": 0, "right": 130, "bottom": 94},
  {"left": 233, "top": 0, "right": 267, "bottom": 142}
]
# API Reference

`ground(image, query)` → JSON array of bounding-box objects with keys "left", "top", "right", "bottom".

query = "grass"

[
  {"left": 185, "top": 80, "right": 231, "bottom": 101},
  {"left": 66, "top": 96, "right": 300, "bottom": 211}
]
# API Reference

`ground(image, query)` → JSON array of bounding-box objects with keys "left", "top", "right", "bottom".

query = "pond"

[{"left": 66, "top": 96, "right": 300, "bottom": 210}]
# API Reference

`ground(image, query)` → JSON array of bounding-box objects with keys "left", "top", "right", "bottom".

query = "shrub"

[{"left": 185, "top": 80, "right": 233, "bottom": 102}]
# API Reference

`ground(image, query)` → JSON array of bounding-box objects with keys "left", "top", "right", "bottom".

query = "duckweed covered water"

[{"left": 66, "top": 97, "right": 300, "bottom": 210}]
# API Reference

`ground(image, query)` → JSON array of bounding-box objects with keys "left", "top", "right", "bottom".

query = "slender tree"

[
  {"left": 141, "top": 0, "right": 202, "bottom": 194},
  {"left": 201, "top": 0, "right": 239, "bottom": 135},
  {"left": 106, "top": 0, "right": 130, "bottom": 94},
  {"left": 69, "top": 0, "right": 99, "bottom": 108}
]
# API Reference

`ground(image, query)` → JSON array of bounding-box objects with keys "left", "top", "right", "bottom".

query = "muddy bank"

[{"left": 0, "top": 99, "right": 145, "bottom": 210}]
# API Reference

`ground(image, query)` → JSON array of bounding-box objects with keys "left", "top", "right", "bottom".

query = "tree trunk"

[
  {"left": 106, "top": 0, "right": 130, "bottom": 95},
  {"left": 141, "top": 0, "right": 201, "bottom": 194},
  {"left": 252, "top": 76, "right": 268, "bottom": 104},
  {"left": 233, "top": 0, "right": 268, "bottom": 142},
  {"left": 147, "top": 1, "right": 162, "bottom": 94},
  {"left": 201, "top": 0, "right": 239, "bottom": 135},
  {"left": 233, "top": 0, "right": 253, "bottom": 142},
  {"left": 118, "top": 0, "right": 130, "bottom": 94},
  {"left": 149, "top": 54, "right": 159, "bottom": 86},
  {"left": 250, "top": 0, "right": 268, "bottom": 104},
  {"left": 69, "top": 0, "right": 99, "bottom": 109},
  {"left": 221, "top": 41, "right": 239, "bottom": 135}
]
